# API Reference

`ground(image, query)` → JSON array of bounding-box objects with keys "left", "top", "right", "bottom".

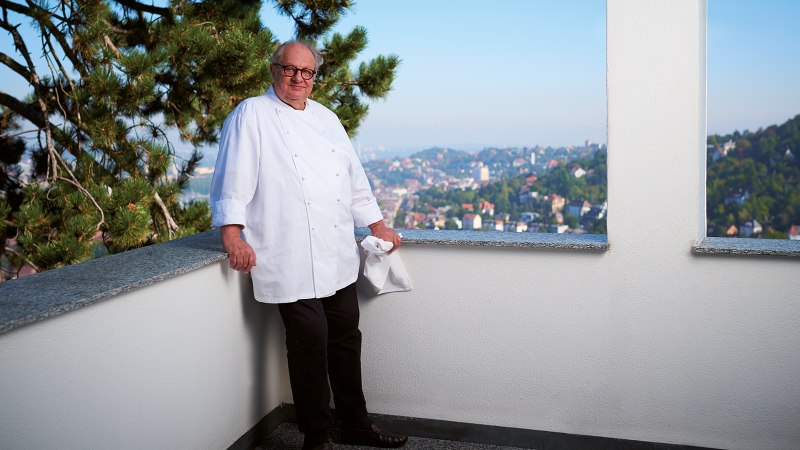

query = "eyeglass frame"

[{"left": 271, "top": 63, "right": 317, "bottom": 80}]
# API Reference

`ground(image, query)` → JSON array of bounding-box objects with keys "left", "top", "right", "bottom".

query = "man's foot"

[{"left": 333, "top": 422, "right": 408, "bottom": 448}]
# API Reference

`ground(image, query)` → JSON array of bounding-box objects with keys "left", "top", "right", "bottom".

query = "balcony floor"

[{"left": 258, "top": 423, "right": 531, "bottom": 450}]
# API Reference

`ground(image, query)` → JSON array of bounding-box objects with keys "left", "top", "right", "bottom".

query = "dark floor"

[{"left": 257, "top": 423, "right": 534, "bottom": 450}]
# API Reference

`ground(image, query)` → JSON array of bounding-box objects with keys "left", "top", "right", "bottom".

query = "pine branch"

[
  {"left": 2, "top": 6, "right": 105, "bottom": 231},
  {"left": 0, "top": 10, "right": 58, "bottom": 181},
  {"left": 0, "top": 127, "right": 39, "bottom": 138},
  {"left": 0, "top": 51, "right": 33, "bottom": 81},
  {"left": 42, "top": 31, "right": 81, "bottom": 129},
  {"left": 113, "top": 0, "right": 171, "bottom": 17},
  {"left": 153, "top": 191, "right": 178, "bottom": 237},
  {"left": 0, "top": 91, "right": 44, "bottom": 127},
  {"left": 1, "top": 0, "right": 85, "bottom": 77},
  {"left": 4, "top": 245, "right": 39, "bottom": 273},
  {"left": 103, "top": 35, "right": 122, "bottom": 57},
  {"left": 0, "top": 91, "right": 84, "bottom": 161}
]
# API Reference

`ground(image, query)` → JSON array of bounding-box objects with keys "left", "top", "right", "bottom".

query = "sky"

[
  {"left": 262, "top": 1, "right": 608, "bottom": 153},
  {"left": 706, "top": 0, "right": 800, "bottom": 137},
  {"left": 1, "top": 1, "right": 798, "bottom": 156}
]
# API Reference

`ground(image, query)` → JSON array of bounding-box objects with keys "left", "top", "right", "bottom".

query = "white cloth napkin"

[{"left": 360, "top": 235, "right": 413, "bottom": 294}]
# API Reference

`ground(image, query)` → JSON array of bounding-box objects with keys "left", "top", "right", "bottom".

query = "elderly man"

[{"left": 210, "top": 41, "right": 407, "bottom": 450}]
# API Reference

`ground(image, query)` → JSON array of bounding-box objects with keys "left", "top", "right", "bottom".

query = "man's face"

[{"left": 271, "top": 43, "right": 316, "bottom": 109}]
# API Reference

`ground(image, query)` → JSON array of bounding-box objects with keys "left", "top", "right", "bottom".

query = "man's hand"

[
  {"left": 368, "top": 220, "right": 401, "bottom": 254},
  {"left": 221, "top": 225, "right": 256, "bottom": 272}
]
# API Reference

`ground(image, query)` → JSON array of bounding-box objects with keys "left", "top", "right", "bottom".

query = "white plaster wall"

[
  {"left": 3, "top": 2, "right": 799, "bottom": 450},
  {"left": 351, "top": 1, "right": 800, "bottom": 449},
  {"left": 0, "top": 263, "right": 283, "bottom": 450}
]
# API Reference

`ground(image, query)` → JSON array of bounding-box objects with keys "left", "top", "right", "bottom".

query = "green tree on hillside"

[
  {"left": 707, "top": 115, "right": 800, "bottom": 237},
  {"left": 0, "top": 0, "right": 398, "bottom": 278}
]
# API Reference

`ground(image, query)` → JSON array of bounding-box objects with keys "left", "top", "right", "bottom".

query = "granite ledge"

[
  {"left": 692, "top": 237, "right": 800, "bottom": 257},
  {"left": 0, "top": 230, "right": 228, "bottom": 336},
  {"left": 1, "top": 228, "right": 609, "bottom": 336},
  {"left": 356, "top": 228, "right": 609, "bottom": 251}
]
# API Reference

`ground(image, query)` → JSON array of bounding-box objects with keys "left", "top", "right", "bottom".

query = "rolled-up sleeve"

[{"left": 210, "top": 103, "right": 261, "bottom": 228}]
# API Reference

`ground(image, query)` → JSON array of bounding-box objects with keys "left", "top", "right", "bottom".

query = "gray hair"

[{"left": 271, "top": 41, "right": 324, "bottom": 70}]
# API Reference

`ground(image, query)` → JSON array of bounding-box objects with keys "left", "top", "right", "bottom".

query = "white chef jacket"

[{"left": 210, "top": 86, "right": 383, "bottom": 303}]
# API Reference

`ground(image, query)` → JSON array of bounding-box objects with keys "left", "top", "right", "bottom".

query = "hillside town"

[{"left": 363, "top": 142, "right": 608, "bottom": 234}]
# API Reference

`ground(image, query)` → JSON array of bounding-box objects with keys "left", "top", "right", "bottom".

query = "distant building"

[
  {"left": 724, "top": 188, "right": 749, "bottom": 206},
  {"left": 473, "top": 165, "right": 490, "bottom": 182},
  {"left": 478, "top": 201, "right": 495, "bottom": 217},
  {"left": 572, "top": 167, "right": 587, "bottom": 178},
  {"left": 427, "top": 214, "right": 446, "bottom": 230},
  {"left": 462, "top": 214, "right": 482, "bottom": 230},
  {"left": 711, "top": 139, "right": 736, "bottom": 162},
  {"left": 519, "top": 212, "right": 539, "bottom": 223},
  {"left": 518, "top": 186, "right": 538, "bottom": 203},
  {"left": 789, "top": 225, "right": 800, "bottom": 240},
  {"left": 405, "top": 212, "right": 427, "bottom": 229},
  {"left": 584, "top": 205, "right": 606, "bottom": 222},
  {"left": 483, "top": 219, "right": 504, "bottom": 232},
  {"left": 548, "top": 194, "right": 566, "bottom": 213},
  {"left": 725, "top": 225, "right": 738, "bottom": 236},
  {"left": 549, "top": 224, "right": 569, "bottom": 234},
  {"left": 527, "top": 222, "right": 547, "bottom": 233},
  {"left": 504, "top": 221, "right": 528, "bottom": 233},
  {"left": 567, "top": 200, "right": 592, "bottom": 218},
  {"left": 740, "top": 220, "right": 762, "bottom": 237}
]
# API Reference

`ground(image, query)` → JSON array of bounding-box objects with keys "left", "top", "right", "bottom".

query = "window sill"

[
  {"left": 692, "top": 237, "right": 800, "bottom": 258},
  {"left": 355, "top": 228, "right": 609, "bottom": 252},
  {"left": 1, "top": 228, "right": 609, "bottom": 336}
]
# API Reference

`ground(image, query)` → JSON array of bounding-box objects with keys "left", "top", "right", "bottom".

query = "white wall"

[
  {"left": 3, "top": 2, "right": 799, "bottom": 450},
  {"left": 350, "top": 1, "right": 800, "bottom": 449},
  {"left": 0, "top": 263, "right": 284, "bottom": 450}
]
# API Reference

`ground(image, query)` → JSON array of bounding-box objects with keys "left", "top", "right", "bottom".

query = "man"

[{"left": 210, "top": 41, "right": 407, "bottom": 450}]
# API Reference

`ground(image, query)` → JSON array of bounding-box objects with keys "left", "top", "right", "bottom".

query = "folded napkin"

[{"left": 360, "top": 235, "right": 413, "bottom": 295}]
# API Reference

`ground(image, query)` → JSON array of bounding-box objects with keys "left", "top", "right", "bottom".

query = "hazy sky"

[
  {"left": 262, "top": 1, "right": 608, "bottom": 152},
  {"left": 706, "top": 0, "right": 800, "bottom": 137},
  {"left": 2, "top": 1, "right": 798, "bottom": 154}
]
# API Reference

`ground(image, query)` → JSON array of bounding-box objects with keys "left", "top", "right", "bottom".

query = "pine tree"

[
  {"left": 0, "top": 106, "right": 28, "bottom": 278},
  {"left": 0, "top": 0, "right": 399, "bottom": 276}
]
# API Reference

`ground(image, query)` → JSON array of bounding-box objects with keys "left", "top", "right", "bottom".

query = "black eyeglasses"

[{"left": 272, "top": 63, "right": 316, "bottom": 80}]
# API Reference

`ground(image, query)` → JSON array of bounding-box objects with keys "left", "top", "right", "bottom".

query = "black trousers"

[{"left": 278, "top": 282, "right": 369, "bottom": 434}]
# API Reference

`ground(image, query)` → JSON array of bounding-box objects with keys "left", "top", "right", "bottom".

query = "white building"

[{"left": 462, "top": 214, "right": 482, "bottom": 230}]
